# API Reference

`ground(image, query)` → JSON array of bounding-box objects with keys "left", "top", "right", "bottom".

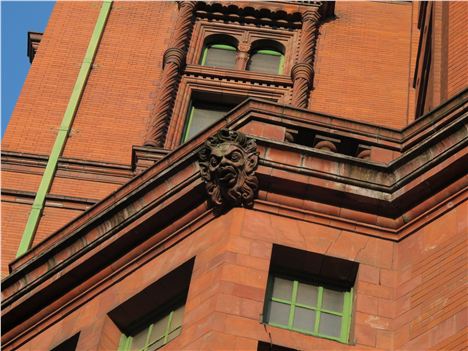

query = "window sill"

[
  {"left": 185, "top": 64, "right": 293, "bottom": 87},
  {"left": 264, "top": 322, "right": 350, "bottom": 345}
]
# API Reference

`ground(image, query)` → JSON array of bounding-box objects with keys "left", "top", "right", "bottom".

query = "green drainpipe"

[{"left": 16, "top": 1, "right": 113, "bottom": 257}]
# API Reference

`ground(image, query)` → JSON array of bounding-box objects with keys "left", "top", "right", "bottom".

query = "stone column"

[
  {"left": 144, "top": 1, "right": 197, "bottom": 147},
  {"left": 291, "top": 8, "right": 321, "bottom": 109},
  {"left": 236, "top": 42, "right": 251, "bottom": 70}
]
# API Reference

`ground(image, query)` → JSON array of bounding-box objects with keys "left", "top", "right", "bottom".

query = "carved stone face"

[
  {"left": 209, "top": 143, "right": 246, "bottom": 186},
  {"left": 198, "top": 129, "right": 259, "bottom": 212}
]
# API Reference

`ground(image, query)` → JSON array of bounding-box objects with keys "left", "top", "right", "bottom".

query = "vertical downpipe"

[{"left": 16, "top": 1, "right": 113, "bottom": 257}]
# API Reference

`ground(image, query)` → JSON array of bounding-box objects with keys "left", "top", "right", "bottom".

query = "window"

[
  {"left": 183, "top": 101, "right": 234, "bottom": 142},
  {"left": 200, "top": 44, "right": 237, "bottom": 69},
  {"left": 182, "top": 93, "right": 245, "bottom": 142},
  {"left": 265, "top": 276, "right": 353, "bottom": 343},
  {"left": 257, "top": 341, "right": 297, "bottom": 351},
  {"left": 200, "top": 35, "right": 238, "bottom": 69},
  {"left": 118, "top": 304, "right": 184, "bottom": 351},
  {"left": 50, "top": 334, "right": 79, "bottom": 351},
  {"left": 264, "top": 245, "right": 358, "bottom": 344},
  {"left": 109, "top": 259, "right": 194, "bottom": 351},
  {"left": 247, "top": 49, "right": 284, "bottom": 75}
]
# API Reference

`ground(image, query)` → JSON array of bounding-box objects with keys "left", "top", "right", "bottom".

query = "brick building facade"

[{"left": 1, "top": 1, "right": 467, "bottom": 350}]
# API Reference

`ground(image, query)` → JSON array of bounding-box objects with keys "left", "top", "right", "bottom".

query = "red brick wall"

[
  {"left": 14, "top": 205, "right": 467, "bottom": 350},
  {"left": 394, "top": 202, "right": 467, "bottom": 350},
  {"left": 2, "top": 2, "right": 101, "bottom": 155},
  {"left": 15, "top": 208, "right": 399, "bottom": 350},
  {"left": 48, "top": 177, "right": 120, "bottom": 200},
  {"left": 33, "top": 207, "right": 84, "bottom": 247},
  {"left": 1, "top": 203, "right": 31, "bottom": 276},
  {"left": 312, "top": 2, "right": 413, "bottom": 128},
  {"left": 2, "top": 171, "right": 43, "bottom": 193},
  {"left": 61, "top": 1, "right": 177, "bottom": 165},
  {"left": 447, "top": 2, "right": 467, "bottom": 98}
]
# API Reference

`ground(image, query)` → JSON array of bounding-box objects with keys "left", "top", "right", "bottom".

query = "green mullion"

[
  {"left": 341, "top": 288, "right": 353, "bottom": 343},
  {"left": 118, "top": 334, "right": 132, "bottom": 351},
  {"left": 256, "top": 49, "right": 282, "bottom": 56},
  {"left": 200, "top": 47, "right": 208, "bottom": 65},
  {"left": 163, "top": 310, "right": 175, "bottom": 344},
  {"left": 143, "top": 323, "right": 154, "bottom": 351},
  {"left": 211, "top": 44, "right": 236, "bottom": 51},
  {"left": 287, "top": 280, "right": 299, "bottom": 328},
  {"left": 314, "top": 286, "right": 324, "bottom": 334},
  {"left": 271, "top": 297, "right": 293, "bottom": 304},
  {"left": 294, "top": 302, "right": 318, "bottom": 310},
  {"left": 316, "top": 308, "right": 344, "bottom": 317},
  {"left": 278, "top": 54, "right": 285, "bottom": 74},
  {"left": 182, "top": 102, "right": 195, "bottom": 142}
]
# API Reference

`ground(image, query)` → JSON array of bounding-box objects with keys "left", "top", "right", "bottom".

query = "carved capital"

[
  {"left": 238, "top": 42, "right": 251, "bottom": 53},
  {"left": 177, "top": 1, "right": 197, "bottom": 11},
  {"left": 291, "top": 63, "right": 314, "bottom": 83},
  {"left": 198, "top": 129, "right": 259, "bottom": 212},
  {"left": 302, "top": 8, "right": 321, "bottom": 23},
  {"left": 163, "top": 47, "right": 186, "bottom": 69}
]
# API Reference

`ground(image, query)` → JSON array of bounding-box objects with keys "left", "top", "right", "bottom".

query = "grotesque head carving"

[{"left": 198, "top": 129, "right": 259, "bottom": 212}]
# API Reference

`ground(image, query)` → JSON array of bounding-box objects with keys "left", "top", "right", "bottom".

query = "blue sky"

[{"left": 1, "top": 1, "right": 55, "bottom": 138}]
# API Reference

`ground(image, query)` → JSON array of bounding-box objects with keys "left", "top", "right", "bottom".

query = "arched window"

[
  {"left": 247, "top": 40, "right": 285, "bottom": 74},
  {"left": 200, "top": 35, "right": 238, "bottom": 69}
]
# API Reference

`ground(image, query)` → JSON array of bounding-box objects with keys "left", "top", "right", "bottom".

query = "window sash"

[
  {"left": 247, "top": 50, "right": 284, "bottom": 74},
  {"left": 266, "top": 277, "right": 353, "bottom": 344},
  {"left": 200, "top": 44, "right": 237, "bottom": 68},
  {"left": 182, "top": 101, "right": 232, "bottom": 142},
  {"left": 118, "top": 307, "right": 183, "bottom": 351}
]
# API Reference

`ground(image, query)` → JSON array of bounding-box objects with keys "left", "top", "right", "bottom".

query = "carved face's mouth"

[{"left": 217, "top": 165, "right": 237, "bottom": 184}]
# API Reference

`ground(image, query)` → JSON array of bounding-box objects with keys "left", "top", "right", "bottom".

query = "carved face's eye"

[
  {"left": 229, "top": 151, "right": 241, "bottom": 162},
  {"left": 210, "top": 156, "right": 219, "bottom": 167}
]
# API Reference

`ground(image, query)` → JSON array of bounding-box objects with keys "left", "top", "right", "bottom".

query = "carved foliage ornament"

[{"left": 199, "top": 129, "right": 259, "bottom": 212}]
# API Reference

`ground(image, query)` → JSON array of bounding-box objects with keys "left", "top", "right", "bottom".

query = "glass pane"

[
  {"left": 296, "top": 282, "right": 318, "bottom": 307},
  {"left": 131, "top": 328, "right": 149, "bottom": 350},
  {"left": 247, "top": 52, "right": 282, "bottom": 74},
  {"left": 170, "top": 305, "right": 185, "bottom": 330},
  {"left": 147, "top": 337, "right": 165, "bottom": 351},
  {"left": 319, "top": 313, "right": 342, "bottom": 338},
  {"left": 293, "top": 307, "right": 315, "bottom": 333},
  {"left": 167, "top": 327, "right": 182, "bottom": 342},
  {"left": 149, "top": 315, "right": 169, "bottom": 345},
  {"left": 272, "top": 277, "right": 293, "bottom": 301},
  {"left": 187, "top": 105, "right": 230, "bottom": 140},
  {"left": 268, "top": 301, "right": 290, "bottom": 326},
  {"left": 322, "top": 288, "right": 344, "bottom": 312},
  {"left": 204, "top": 47, "right": 236, "bottom": 68}
]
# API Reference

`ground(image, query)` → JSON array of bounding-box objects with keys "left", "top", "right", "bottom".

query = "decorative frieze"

[
  {"left": 144, "top": 1, "right": 197, "bottom": 147},
  {"left": 291, "top": 8, "right": 322, "bottom": 108}
]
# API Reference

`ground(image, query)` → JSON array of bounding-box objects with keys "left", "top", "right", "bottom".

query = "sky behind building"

[{"left": 1, "top": 1, "right": 55, "bottom": 138}]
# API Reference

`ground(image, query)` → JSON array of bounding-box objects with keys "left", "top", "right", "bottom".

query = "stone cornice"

[
  {"left": 2, "top": 88, "right": 467, "bottom": 346},
  {"left": 1, "top": 151, "right": 134, "bottom": 183}
]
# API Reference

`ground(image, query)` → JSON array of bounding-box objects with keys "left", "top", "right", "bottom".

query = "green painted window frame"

[
  {"left": 181, "top": 100, "right": 234, "bottom": 143},
  {"left": 248, "top": 49, "right": 285, "bottom": 74},
  {"left": 117, "top": 305, "right": 183, "bottom": 351},
  {"left": 265, "top": 275, "right": 353, "bottom": 344},
  {"left": 182, "top": 101, "right": 195, "bottom": 143},
  {"left": 200, "top": 43, "right": 237, "bottom": 66}
]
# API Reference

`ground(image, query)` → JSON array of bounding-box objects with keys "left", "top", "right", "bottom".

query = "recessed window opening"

[
  {"left": 182, "top": 93, "right": 246, "bottom": 142},
  {"left": 50, "top": 334, "right": 80, "bottom": 351},
  {"left": 247, "top": 40, "right": 285, "bottom": 74},
  {"left": 109, "top": 259, "right": 194, "bottom": 351},
  {"left": 200, "top": 34, "right": 238, "bottom": 69},
  {"left": 263, "top": 245, "right": 358, "bottom": 344}
]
